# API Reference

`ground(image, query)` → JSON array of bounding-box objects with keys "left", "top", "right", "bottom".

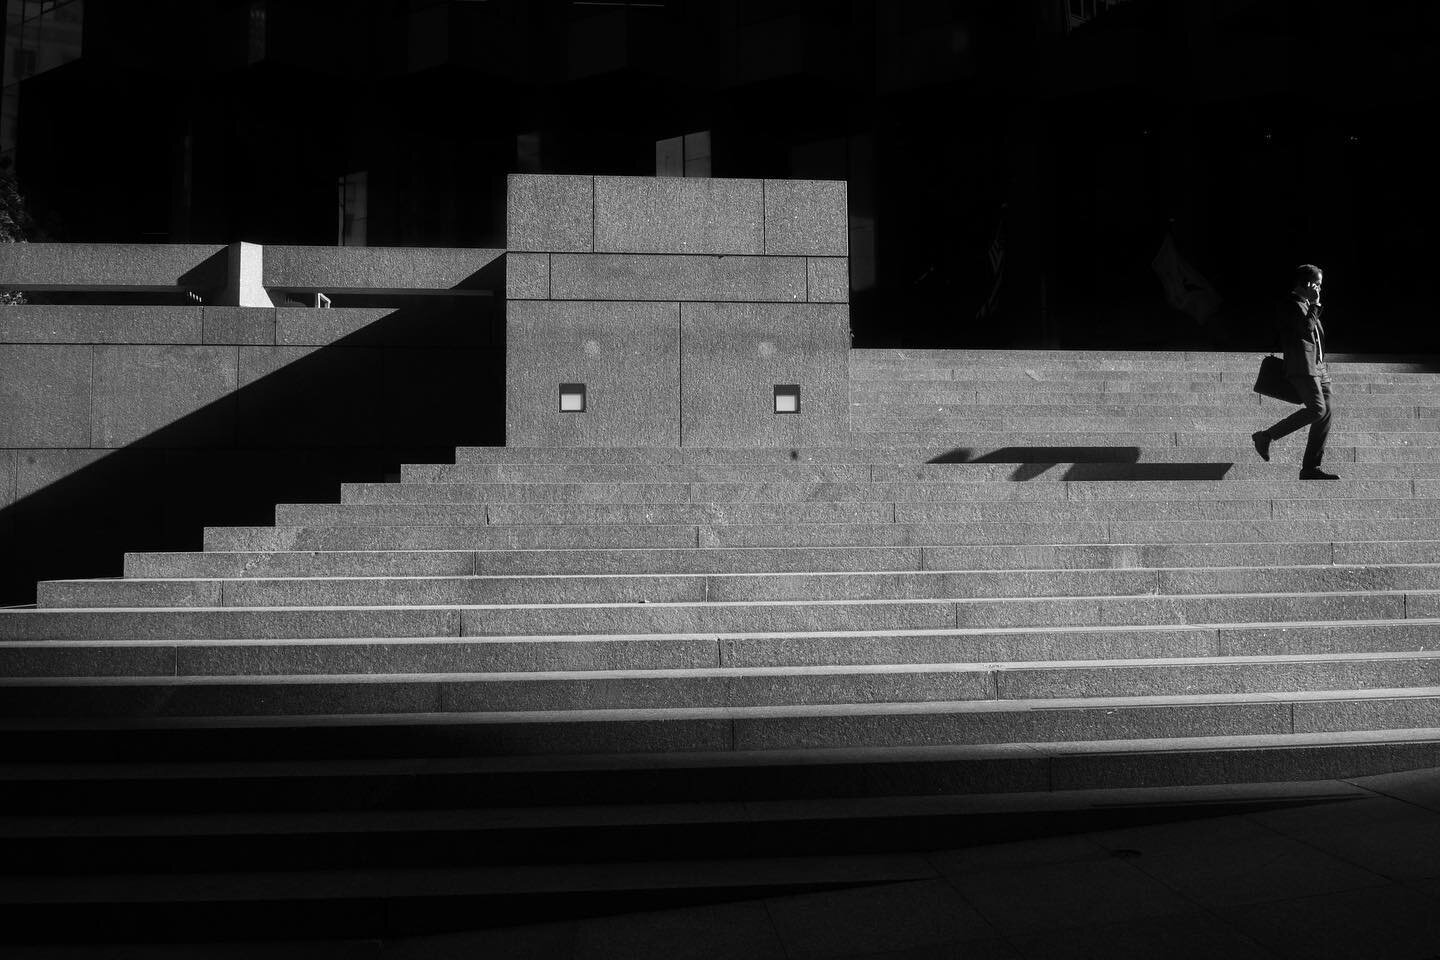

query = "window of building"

[
  {"left": 1064, "top": 0, "right": 1133, "bottom": 33},
  {"left": 338, "top": 171, "right": 368, "bottom": 246},
  {"left": 516, "top": 132, "right": 541, "bottom": 173},
  {"left": 1, "top": 0, "right": 83, "bottom": 160},
  {"left": 655, "top": 130, "right": 710, "bottom": 178},
  {"left": 247, "top": 0, "right": 266, "bottom": 64}
]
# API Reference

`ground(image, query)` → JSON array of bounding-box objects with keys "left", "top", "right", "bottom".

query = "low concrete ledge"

[
  {"left": 264, "top": 246, "right": 504, "bottom": 295},
  {"left": 0, "top": 306, "right": 205, "bottom": 344},
  {"left": 0, "top": 305, "right": 467, "bottom": 347},
  {"left": 0, "top": 243, "right": 227, "bottom": 292}
]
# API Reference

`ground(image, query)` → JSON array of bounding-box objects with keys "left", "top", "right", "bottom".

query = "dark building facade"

[{"left": 6, "top": 0, "right": 1439, "bottom": 350}]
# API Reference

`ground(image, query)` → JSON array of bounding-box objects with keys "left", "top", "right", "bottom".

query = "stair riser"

[
  {"left": 852, "top": 403, "right": 1422, "bottom": 420},
  {"left": 849, "top": 385, "right": 1410, "bottom": 402},
  {"left": 5, "top": 697, "right": 1439, "bottom": 754},
  {"left": 273, "top": 500, "right": 1440, "bottom": 526},
  {"left": 405, "top": 464, "right": 878, "bottom": 483},
  {"left": 203, "top": 524, "right": 702, "bottom": 552},
  {"left": 413, "top": 463, "right": 1440, "bottom": 481},
  {"left": 130, "top": 546, "right": 929, "bottom": 579},
  {"left": 851, "top": 366, "right": 1440, "bottom": 382},
  {"left": 5, "top": 739, "right": 1439, "bottom": 817},
  {"left": 9, "top": 620, "right": 1440, "bottom": 677},
  {"left": 9, "top": 659, "right": 1440, "bottom": 717},
  {"left": 852, "top": 383, "right": 1421, "bottom": 400},
  {"left": 44, "top": 566, "right": 1440, "bottom": 609},
  {"left": 341, "top": 479, "right": 1417, "bottom": 505},
  {"left": 442, "top": 445, "right": 1440, "bottom": 464},
  {"left": 4, "top": 591, "right": 1412, "bottom": 639},
  {"left": 134, "top": 539, "right": 1392, "bottom": 578},
  {"left": 205, "top": 518, "right": 1440, "bottom": 551}
]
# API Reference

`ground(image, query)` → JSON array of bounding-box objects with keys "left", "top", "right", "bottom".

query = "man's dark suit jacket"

[{"left": 1279, "top": 295, "right": 1327, "bottom": 379}]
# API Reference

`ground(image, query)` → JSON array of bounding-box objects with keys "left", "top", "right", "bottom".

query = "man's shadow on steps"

[{"left": 928, "top": 447, "right": 1235, "bottom": 481}]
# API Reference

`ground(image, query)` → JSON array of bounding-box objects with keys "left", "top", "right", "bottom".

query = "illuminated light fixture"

[
  {"left": 559, "top": 383, "right": 586, "bottom": 412},
  {"left": 774, "top": 384, "right": 800, "bottom": 414}
]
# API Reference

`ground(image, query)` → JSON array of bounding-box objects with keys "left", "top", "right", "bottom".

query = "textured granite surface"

[
  {"left": 594, "top": 176, "right": 764, "bottom": 255},
  {"left": 263, "top": 245, "right": 502, "bottom": 292},
  {"left": 0, "top": 607, "right": 462, "bottom": 641},
  {"left": 505, "top": 252, "right": 550, "bottom": 300},
  {"left": 0, "top": 305, "right": 204, "bottom": 344},
  {"left": 549, "top": 253, "right": 807, "bottom": 302},
  {"left": 506, "top": 174, "right": 594, "bottom": 252},
  {"left": 273, "top": 307, "right": 397, "bottom": 346},
  {"left": 12, "top": 449, "right": 108, "bottom": 500},
  {"left": 763, "top": 179, "right": 848, "bottom": 256},
  {"left": 0, "top": 448, "right": 13, "bottom": 505},
  {"left": 806, "top": 257, "right": 850, "bottom": 303},
  {"left": 0, "top": 345, "right": 93, "bottom": 447},
  {"left": 0, "top": 242, "right": 226, "bottom": 290},
  {"left": 90, "top": 345, "right": 238, "bottom": 447},
  {"left": 201, "top": 307, "right": 275, "bottom": 345},
  {"left": 680, "top": 302, "right": 849, "bottom": 446},
  {"left": 506, "top": 300, "right": 681, "bottom": 447}
]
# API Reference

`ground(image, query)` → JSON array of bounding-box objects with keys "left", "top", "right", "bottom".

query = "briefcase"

[{"left": 1253, "top": 354, "right": 1301, "bottom": 404}]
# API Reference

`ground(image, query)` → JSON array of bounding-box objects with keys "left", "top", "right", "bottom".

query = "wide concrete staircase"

[{"left": 6, "top": 348, "right": 1440, "bottom": 944}]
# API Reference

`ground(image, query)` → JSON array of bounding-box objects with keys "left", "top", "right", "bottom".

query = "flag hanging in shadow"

[
  {"left": 1151, "top": 230, "right": 1222, "bottom": 324},
  {"left": 975, "top": 203, "right": 1005, "bottom": 322}
]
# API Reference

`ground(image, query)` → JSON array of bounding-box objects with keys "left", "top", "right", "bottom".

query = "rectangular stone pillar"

[{"left": 505, "top": 174, "right": 849, "bottom": 447}]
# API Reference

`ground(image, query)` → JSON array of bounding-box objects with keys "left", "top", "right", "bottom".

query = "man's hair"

[{"left": 1293, "top": 264, "right": 1323, "bottom": 287}]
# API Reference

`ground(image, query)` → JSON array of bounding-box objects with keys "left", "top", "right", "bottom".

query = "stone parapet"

[{"left": 0, "top": 243, "right": 502, "bottom": 303}]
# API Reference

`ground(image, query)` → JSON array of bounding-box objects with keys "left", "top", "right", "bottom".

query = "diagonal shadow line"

[{"left": 0, "top": 297, "right": 504, "bottom": 605}]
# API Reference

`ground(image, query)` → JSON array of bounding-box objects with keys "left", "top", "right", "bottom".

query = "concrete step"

[
  {"left": 8, "top": 653, "right": 1440, "bottom": 718},
  {"left": 44, "top": 562, "right": 1440, "bottom": 610},
  {"left": 406, "top": 462, "right": 878, "bottom": 483},
  {"left": 2, "top": 731, "right": 1436, "bottom": 815},
  {"left": 120, "top": 540, "right": 1440, "bottom": 579},
  {"left": 850, "top": 401, "right": 1424, "bottom": 419},
  {"left": 204, "top": 522, "right": 705, "bottom": 551},
  {"left": 446, "top": 444, "right": 1440, "bottom": 464},
  {"left": 849, "top": 349, "right": 1440, "bottom": 373},
  {"left": 851, "top": 417, "right": 1440, "bottom": 435},
  {"left": 203, "top": 517, "right": 1440, "bottom": 552},
  {"left": 863, "top": 463, "right": 1440, "bottom": 480},
  {"left": 2, "top": 588, "right": 1434, "bottom": 638},
  {"left": 341, "top": 479, "right": 1418, "bottom": 504},
  {"left": 850, "top": 366, "right": 1440, "bottom": 385},
  {"left": 849, "top": 382, "right": 1407, "bottom": 401},
  {"left": 409, "top": 460, "right": 1440, "bottom": 482},
  {"left": 269, "top": 498, "right": 1440, "bottom": 528},
  {"left": 2, "top": 687, "right": 1439, "bottom": 755},
  {"left": 863, "top": 432, "right": 1440, "bottom": 450},
  {"left": 11, "top": 618, "right": 1440, "bottom": 678}
]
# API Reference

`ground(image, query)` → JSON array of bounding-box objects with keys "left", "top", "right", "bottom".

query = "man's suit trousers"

[{"left": 1261, "top": 376, "right": 1333, "bottom": 470}]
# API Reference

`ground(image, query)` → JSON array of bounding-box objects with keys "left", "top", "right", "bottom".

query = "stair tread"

[{"left": 8, "top": 649, "right": 1440, "bottom": 685}]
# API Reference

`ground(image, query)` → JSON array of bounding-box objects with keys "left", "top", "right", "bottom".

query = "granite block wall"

[
  {"left": 0, "top": 296, "right": 502, "bottom": 604},
  {"left": 505, "top": 174, "right": 850, "bottom": 447}
]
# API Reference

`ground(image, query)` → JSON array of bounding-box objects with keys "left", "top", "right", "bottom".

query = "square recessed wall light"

[
  {"left": 774, "top": 384, "right": 800, "bottom": 414},
  {"left": 559, "top": 383, "right": 586, "bottom": 412}
]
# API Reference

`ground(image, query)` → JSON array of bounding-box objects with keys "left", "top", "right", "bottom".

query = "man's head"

[{"left": 1292, "top": 264, "right": 1323, "bottom": 303}]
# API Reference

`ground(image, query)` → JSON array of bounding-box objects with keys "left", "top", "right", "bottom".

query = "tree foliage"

[{"left": 0, "top": 157, "right": 31, "bottom": 303}]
